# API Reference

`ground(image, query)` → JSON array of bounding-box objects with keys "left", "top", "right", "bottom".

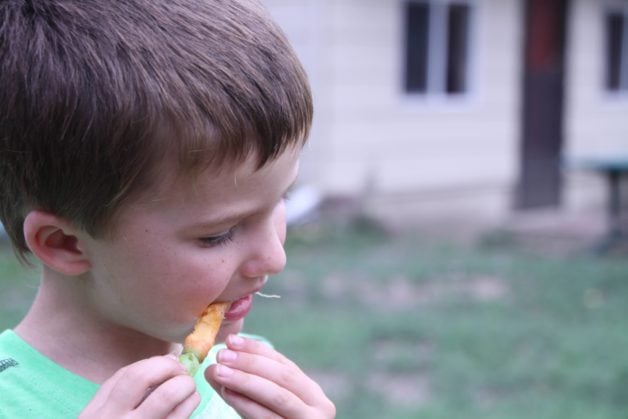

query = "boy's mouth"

[
  {"left": 221, "top": 276, "right": 274, "bottom": 322},
  {"left": 223, "top": 294, "right": 254, "bottom": 321}
]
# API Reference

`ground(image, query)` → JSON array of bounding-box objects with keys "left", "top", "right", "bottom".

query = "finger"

[
  {"left": 206, "top": 362, "right": 335, "bottom": 419},
  {"left": 225, "top": 335, "right": 292, "bottom": 366},
  {"left": 81, "top": 363, "right": 131, "bottom": 414},
  {"left": 106, "top": 355, "right": 187, "bottom": 409},
  {"left": 217, "top": 346, "right": 325, "bottom": 405},
  {"left": 167, "top": 391, "right": 201, "bottom": 419},
  {"left": 137, "top": 374, "right": 198, "bottom": 418},
  {"left": 219, "top": 387, "right": 282, "bottom": 419},
  {"left": 210, "top": 363, "right": 305, "bottom": 418}
]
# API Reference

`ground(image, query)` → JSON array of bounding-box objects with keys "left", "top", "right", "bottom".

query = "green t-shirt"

[{"left": 0, "top": 330, "right": 240, "bottom": 418}]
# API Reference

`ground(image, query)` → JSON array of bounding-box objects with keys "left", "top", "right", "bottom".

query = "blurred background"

[
  {"left": 264, "top": 0, "right": 628, "bottom": 242},
  {"left": 258, "top": 0, "right": 628, "bottom": 417},
  {"left": 1, "top": 0, "right": 628, "bottom": 418}
]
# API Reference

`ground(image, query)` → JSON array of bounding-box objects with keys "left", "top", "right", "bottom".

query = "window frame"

[
  {"left": 604, "top": 5, "right": 628, "bottom": 94},
  {"left": 402, "top": 0, "right": 476, "bottom": 100}
]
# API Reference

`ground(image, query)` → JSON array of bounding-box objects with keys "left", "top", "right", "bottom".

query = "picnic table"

[{"left": 567, "top": 156, "right": 628, "bottom": 251}]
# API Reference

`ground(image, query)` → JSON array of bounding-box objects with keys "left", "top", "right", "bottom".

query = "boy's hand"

[
  {"left": 79, "top": 355, "right": 200, "bottom": 419},
  {"left": 206, "top": 335, "right": 336, "bottom": 419}
]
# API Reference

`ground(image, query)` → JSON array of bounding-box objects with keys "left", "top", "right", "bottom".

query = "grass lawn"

[{"left": 2, "top": 220, "right": 628, "bottom": 418}]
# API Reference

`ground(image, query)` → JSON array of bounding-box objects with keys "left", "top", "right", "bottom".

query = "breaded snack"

[{"left": 179, "top": 302, "right": 230, "bottom": 375}]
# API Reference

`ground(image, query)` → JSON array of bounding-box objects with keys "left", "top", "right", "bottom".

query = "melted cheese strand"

[{"left": 255, "top": 291, "right": 281, "bottom": 299}]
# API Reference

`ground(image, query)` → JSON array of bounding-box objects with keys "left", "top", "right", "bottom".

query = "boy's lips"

[
  {"left": 223, "top": 294, "right": 254, "bottom": 321},
  {"left": 220, "top": 277, "right": 268, "bottom": 322}
]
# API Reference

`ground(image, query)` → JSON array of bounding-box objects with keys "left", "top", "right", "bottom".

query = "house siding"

[
  {"left": 266, "top": 0, "right": 523, "bottom": 195},
  {"left": 263, "top": 0, "right": 626, "bottom": 217},
  {"left": 319, "top": 0, "right": 523, "bottom": 195},
  {"left": 565, "top": 0, "right": 628, "bottom": 160}
]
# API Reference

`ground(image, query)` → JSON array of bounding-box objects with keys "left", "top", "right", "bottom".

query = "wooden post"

[{"left": 515, "top": 0, "right": 569, "bottom": 209}]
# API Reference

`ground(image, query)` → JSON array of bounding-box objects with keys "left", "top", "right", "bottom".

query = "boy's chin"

[{"left": 216, "top": 319, "right": 245, "bottom": 343}]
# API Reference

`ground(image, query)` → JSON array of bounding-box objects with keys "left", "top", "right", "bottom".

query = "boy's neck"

[{"left": 15, "top": 269, "right": 177, "bottom": 384}]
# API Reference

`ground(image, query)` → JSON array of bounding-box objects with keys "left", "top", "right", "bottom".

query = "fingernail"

[
  {"left": 228, "top": 335, "right": 244, "bottom": 348},
  {"left": 216, "top": 364, "right": 234, "bottom": 378},
  {"left": 219, "top": 349, "right": 237, "bottom": 363},
  {"left": 221, "top": 386, "right": 234, "bottom": 399}
]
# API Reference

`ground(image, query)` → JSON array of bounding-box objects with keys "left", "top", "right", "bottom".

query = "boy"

[{"left": 0, "top": 0, "right": 335, "bottom": 418}]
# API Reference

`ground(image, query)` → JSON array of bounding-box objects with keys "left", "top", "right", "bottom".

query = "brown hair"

[{"left": 0, "top": 0, "right": 312, "bottom": 261}]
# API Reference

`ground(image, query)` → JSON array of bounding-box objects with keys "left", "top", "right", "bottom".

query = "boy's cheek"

[{"left": 273, "top": 201, "right": 287, "bottom": 244}]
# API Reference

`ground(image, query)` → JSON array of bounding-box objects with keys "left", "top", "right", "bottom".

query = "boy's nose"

[
  {"left": 241, "top": 228, "right": 287, "bottom": 279},
  {"left": 241, "top": 202, "right": 287, "bottom": 278},
  {"left": 259, "top": 234, "right": 287, "bottom": 276}
]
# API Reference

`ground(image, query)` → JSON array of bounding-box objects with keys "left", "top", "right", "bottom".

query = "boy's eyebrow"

[{"left": 189, "top": 176, "right": 299, "bottom": 230}]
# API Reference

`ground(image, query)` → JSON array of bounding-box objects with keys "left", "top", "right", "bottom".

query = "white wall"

[
  {"left": 565, "top": 0, "right": 628, "bottom": 160},
  {"left": 262, "top": 0, "right": 626, "bottom": 227},
  {"left": 265, "top": 0, "right": 524, "bottom": 200},
  {"left": 561, "top": 0, "right": 628, "bottom": 213}
]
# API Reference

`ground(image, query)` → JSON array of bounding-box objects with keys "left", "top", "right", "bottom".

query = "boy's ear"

[{"left": 23, "top": 210, "right": 91, "bottom": 276}]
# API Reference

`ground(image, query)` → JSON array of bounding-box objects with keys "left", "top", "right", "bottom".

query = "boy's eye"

[
  {"left": 282, "top": 184, "right": 296, "bottom": 201},
  {"left": 199, "top": 229, "right": 234, "bottom": 247}
]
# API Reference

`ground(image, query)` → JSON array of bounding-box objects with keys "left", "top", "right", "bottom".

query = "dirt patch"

[
  {"left": 359, "top": 275, "right": 425, "bottom": 308},
  {"left": 462, "top": 275, "right": 510, "bottom": 301},
  {"left": 307, "top": 370, "right": 352, "bottom": 403},
  {"left": 409, "top": 273, "right": 510, "bottom": 303},
  {"left": 367, "top": 371, "right": 431, "bottom": 407},
  {"left": 324, "top": 273, "right": 510, "bottom": 309},
  {"left": 371, "top": 339, "right": 433, "bottom": 366}
]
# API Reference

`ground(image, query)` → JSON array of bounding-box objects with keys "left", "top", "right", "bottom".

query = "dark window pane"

[
  {"left": 446, "top": 4, "right": 469, "bottom": 93},
  {"left": 606, "top": 12, "right": 623, "bottom": 91},
  {"left": 405, "top": 2, "right": 429, "bottom": 92}
]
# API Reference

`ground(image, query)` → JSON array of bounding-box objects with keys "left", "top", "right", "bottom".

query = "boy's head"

[{"left": 0, "top": 0, "right": 312, "bottom": 262}]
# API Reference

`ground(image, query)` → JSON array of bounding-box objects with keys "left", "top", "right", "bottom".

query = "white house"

[{"left": 264, "top": 0, "right": 628, "bottom": 225}]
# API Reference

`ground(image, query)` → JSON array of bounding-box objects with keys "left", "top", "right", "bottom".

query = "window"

[
  {"left": 404, "top": 0, "right": 473, "bottom": 95},
  {"left": 605, "top": 9, "right": 628, "bottom": 91}
]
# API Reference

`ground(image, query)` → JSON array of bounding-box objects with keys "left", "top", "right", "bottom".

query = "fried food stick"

[{"left": 179, "top": 302, "right": 230, "bottom": 375}]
